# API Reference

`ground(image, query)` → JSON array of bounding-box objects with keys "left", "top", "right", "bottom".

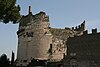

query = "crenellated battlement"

[
  {"left": 72, "top": 20, "right": 86, "bottom": 32},
  {"left": 19, "top": 12, "right": 49, "bottom": 26},
  {"left": 83, "top": 28, "right": 98, "bottom": 35},
  {"left": 34, "top": 11, "right": 49, "bottom": 22},
  {"left": 19, "top": 6, "right": 49, "bottom": 27}
]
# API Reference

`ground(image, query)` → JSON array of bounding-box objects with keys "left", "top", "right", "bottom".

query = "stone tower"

[{"left": 16, "top": 6, "right": 52, "bottom": 66}]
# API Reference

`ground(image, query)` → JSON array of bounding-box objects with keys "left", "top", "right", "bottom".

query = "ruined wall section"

[
  {"left": 49, "top": 28, "right": 77, "bottom": 61},
  {"left": 16, "top": 7, "right": 85, "bottom": 66},
  {"left": 48, "top": 21, "right": 85, "bottom": 62}
]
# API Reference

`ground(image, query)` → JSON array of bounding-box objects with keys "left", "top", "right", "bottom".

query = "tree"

[
  {"left": 0, "top": 0, "right": 21, "bottom": 24},
  {"left": 0, "top": 54, "right": 10, "bottom": 67},
  {"left": 11, "top": 51, "right": 15, "bottom": 65}
]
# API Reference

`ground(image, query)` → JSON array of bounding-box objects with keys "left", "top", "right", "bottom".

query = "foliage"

[
  {"left": 11, "top": 51, "right": 15, "bottom": 65},
  {"left": 0, "top": 0, "right": 21, "bottom": 24},
  {"left": 48, "top": 48, "right": 52, "bottom": 55},
  {"left": 0, "top": 54, "right": 10, "bottom": 67}
]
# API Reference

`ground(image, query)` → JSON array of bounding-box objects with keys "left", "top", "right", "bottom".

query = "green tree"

[
  {"left": 0, "top": 0, "right": 21, "bottom": 24},
  {"left": 11, "top": 51, "right": 15, "bottom": 65},
  {"left": 0, "top": 54, "right": 10, "bottom": 67}
]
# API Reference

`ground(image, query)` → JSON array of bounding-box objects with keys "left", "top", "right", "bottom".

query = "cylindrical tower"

[{"left": 16, "top": 7, "right": 52, "bottom": 66}]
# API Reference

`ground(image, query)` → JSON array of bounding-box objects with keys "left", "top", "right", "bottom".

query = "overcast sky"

[{"left": 0, "top": 0, "right": 100, "bottom": 59}]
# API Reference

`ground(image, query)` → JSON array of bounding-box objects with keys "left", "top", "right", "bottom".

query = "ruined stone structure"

[
  {"left": 64, "top": 29, "right": 100, "bottom": 67},
  {"left": 16, "top": 6, "right": 86, "bottom": 66}
]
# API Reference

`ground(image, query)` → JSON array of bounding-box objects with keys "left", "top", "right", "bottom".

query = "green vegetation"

[
  {"left": 0, "top": 54, "right": 10, "bottom": 67},
  {"left": 0, "top": 52, "right": 15, "bottom": 67},
  {"left": 0, "top": 0, "right": 21, "bottom": 24}
]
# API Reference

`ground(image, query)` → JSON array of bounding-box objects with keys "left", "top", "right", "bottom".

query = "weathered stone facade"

[
  {"left": 16, "top": 8, "right": 52, "bottom": 66},
  {"left": 16, "top": 6, "right": 85, "bottom": 66},
  {"left": 65, "top": 29, "right": 100, "bottom": 67}
]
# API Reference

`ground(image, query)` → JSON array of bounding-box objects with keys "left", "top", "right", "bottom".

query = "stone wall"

[
  {"left": 49, "top": 28, "right": 76, "bottom": 61},
  {"left": 16, "top": 7, "right": 85, "bottom": 66},
  {"left": 65, "top": 29, "right": 100, "bottom": 67}
]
